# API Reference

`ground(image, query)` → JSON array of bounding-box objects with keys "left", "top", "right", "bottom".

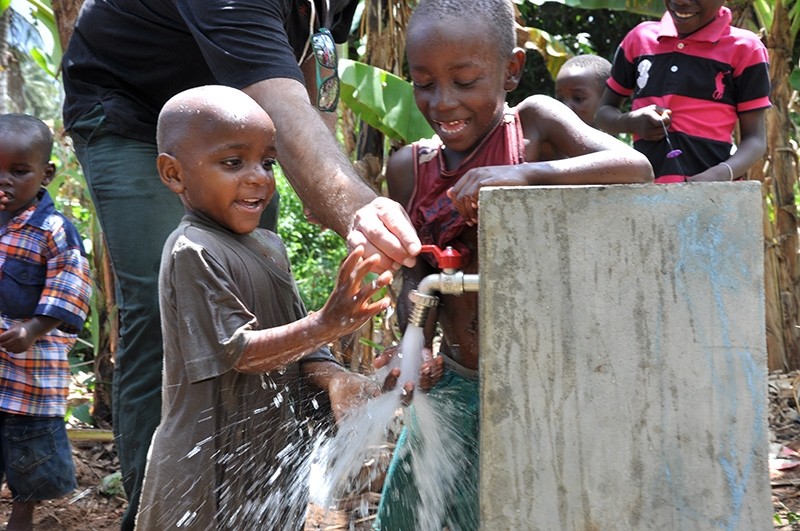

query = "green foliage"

[
  {"left": 518, "top": 0, "right": 663, "bottom": 18},
  {"left": 275, "top": 168, "right": 347, "bottom": 312},
  {"left": 792, "top": 68, "right": 800, "bottom": 92},
  {"left": 339, "top": 59, "right": 434, "bottom": 144},
  {"left": 775, "top": 510, "right": 800, "bottom": 525},
  {"left": 18, "top": 52, "right": 60, "bottom": 120},
  {"left": 519, "top": 25, "right": 572, "bottom": 80},
  {"left": 511, "top": 2, "right": 650, "bottom": 101},
  {"left": 99, "top": 471, "right": 126, "bottom": 498},
  {"left": 13, "top": 0, "right": 60, "bottom": 75}
]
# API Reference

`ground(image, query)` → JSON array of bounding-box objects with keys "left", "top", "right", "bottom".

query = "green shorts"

[{"left": 374, "top": 366, "right": 479, "bottom": 531}]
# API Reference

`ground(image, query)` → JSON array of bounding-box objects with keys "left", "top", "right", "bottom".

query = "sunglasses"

[{"left": 311, "top": 28, "right": 340, "bottom": 112}]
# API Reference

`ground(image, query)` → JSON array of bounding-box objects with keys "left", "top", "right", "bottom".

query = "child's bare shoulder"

[
  {"left": 515, "top": 94, "right": 566, "bottom": 121},
  {"left": 386, "top": 143, "right": 417, "bottom": 205}
]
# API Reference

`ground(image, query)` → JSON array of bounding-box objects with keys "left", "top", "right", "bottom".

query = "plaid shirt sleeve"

[{"left": 35, "top": 215, "right": 92, "bottom": 334}]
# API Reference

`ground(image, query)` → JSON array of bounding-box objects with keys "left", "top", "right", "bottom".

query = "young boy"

[
  {"left": 595, "top": 0, "right": 771, "bottom": 183},
  {"left": 555, "top": 54, "right": 612, "bottom": 127},
  {"left": 0, "top": 114, "right": 92, "bottom": 530},
  {"left": 135, "top": 85, "right": 395, "bottom": 530},
  {"left": 374, "top": 0, "right": 653, "bottom": 529}
]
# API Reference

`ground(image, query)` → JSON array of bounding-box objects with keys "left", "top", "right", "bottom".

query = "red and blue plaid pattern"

[{"left": 0, "top": 191, "right": 92, "bottom": 416}]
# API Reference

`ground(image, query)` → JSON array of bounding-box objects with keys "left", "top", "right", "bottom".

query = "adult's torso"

[{"left": 61, "top": 0, "right": 357, "bottom": 142}]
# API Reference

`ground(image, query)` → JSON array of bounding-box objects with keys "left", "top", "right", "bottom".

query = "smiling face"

[
  {"left": 555, "top": 66, "right": 604, "bottom": 126},
  {"left": 665, "top": 0, "right": 725, "bottom": 37},
  {"left": 0, "top": 126, "right": 54, "bottom": 217},
  {"left": 158, "top": 89, "right": 277, "bottom": 235},
  {"left": 406, "top": 16, "right": 523, "bottom": 156}
]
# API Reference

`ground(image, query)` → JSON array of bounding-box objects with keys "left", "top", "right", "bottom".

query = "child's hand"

[
  {"left": 319, "top": 246, "right": 393, "bottom": 337},
  {"left": 374, "top": 346, "right": 444, "bottom": 395},
  {"left": 325, "top": 369, "right": 382, "bottom": 423},
  {"left": 0, "top": 321, "right": 37, "bottom": 353},
  {"left": 628, "top": 105, "right": 671, "bottom": 141},
  {"left": 0, "top": 190, "right": 8, "bottom": 211},
  {"left": 448, "top": 165, "right": 527, "bottom": 225}
]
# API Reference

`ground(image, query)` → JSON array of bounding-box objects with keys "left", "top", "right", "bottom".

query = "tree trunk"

[
  {"left": 0, "top": 9, "right": 9, "bottom": 113},
  {"left": 759, "top": 0, "right": 800, "bottom": 370},
  {"left": 50, "top": 0, "right": 117, "bottom": 425},
  {"left": 50, "top": 0, "right": 84, "bottom": 53}
]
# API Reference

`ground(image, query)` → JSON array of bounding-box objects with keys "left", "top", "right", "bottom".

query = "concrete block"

[{"left": 479, "top": 183, "right": 771, "bottom": 530}]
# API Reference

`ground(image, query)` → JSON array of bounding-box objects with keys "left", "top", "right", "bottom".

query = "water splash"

[
  {"left": 137, "top": 326, "right": 464, "bottom": 529},
  {"left": 394, "top": 325, "right": 425, "bottom": 392},
  {"left": 310, "top": 326, "right": 426, "bottom": 507},
  {"left": 310, "top": 325, "right": 471, "bottom": 529}
]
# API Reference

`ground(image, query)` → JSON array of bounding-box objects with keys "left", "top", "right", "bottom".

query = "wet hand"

[
  {"left": 374, "top": 346, "right": 444, "bottom": 402},
  {"left": 320, "top": 246, "right": 393, "bottom": 336},
  {"left": 326, "top": 370, "right": 382, "bottom": 423},
  {"left": 346, "top": 197, "right": 421, "bottom": 272}
]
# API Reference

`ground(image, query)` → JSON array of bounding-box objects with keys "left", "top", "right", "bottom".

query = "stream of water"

[{"left": 309, "top": 324, "right": 469, "bottom": 529}]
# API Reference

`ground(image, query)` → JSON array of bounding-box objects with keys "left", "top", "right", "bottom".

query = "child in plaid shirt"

[{"left": 0, "top": 113, "right": 92, "bottom": 530}]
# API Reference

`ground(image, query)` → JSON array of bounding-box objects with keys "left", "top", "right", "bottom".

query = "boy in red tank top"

[{"left": 374, "top": 0, "right": 653, "bottom": 529}]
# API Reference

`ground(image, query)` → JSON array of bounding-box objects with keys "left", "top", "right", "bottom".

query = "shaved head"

[
  {"left": 409, "top": 0, "right": 516, "bottom": 58},
  {"left": 157, "top": 85, "right": 271, "bottom": 155}
]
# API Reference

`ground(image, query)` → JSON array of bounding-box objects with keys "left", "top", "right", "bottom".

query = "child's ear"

[
  {"left": 41, "top": 161, "right": 56, "bottom": 187},
  {"left": 157, "top": 153, "right": 185, "bottom": 194},
  {"left": 504, "top": 48, "right": 527, "bottom": 92}
]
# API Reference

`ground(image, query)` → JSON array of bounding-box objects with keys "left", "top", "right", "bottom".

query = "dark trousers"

[{"left": 69, "top": 105, "right": 278, "bottom": 530}]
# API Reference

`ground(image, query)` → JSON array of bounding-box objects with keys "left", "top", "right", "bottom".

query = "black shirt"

[{"left": 62, "top": 0, "right": 358, "bottom": 142}]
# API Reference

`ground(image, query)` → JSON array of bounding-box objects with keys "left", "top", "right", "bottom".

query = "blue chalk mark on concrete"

[{"left": 669, "top": 205, "right": 765, "bottom": 531}]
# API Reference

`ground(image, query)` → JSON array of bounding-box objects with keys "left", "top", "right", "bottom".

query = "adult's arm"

[{"left": 243, "top": 78, "right": 420, "bottom": 270}]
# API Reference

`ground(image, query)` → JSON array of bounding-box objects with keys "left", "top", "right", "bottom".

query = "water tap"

[{"left": 407, "top": 245, "right": 479, "bottom": 327}]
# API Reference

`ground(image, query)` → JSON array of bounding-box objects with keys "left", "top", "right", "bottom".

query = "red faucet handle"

[{"left": 419, "top": 245, "right": 464, "bottom": 269}]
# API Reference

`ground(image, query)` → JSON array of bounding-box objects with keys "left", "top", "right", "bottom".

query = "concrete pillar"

[{"left": 479, "top": 183, "right": 771, "bottom": 530}]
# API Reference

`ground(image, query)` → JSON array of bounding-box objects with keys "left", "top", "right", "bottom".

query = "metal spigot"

[
  {"left": 407, "top": 245, "right": 480, "bottom": 327},
  {"left": 408, "top": 290, "right": 439, "bottom": 327}
]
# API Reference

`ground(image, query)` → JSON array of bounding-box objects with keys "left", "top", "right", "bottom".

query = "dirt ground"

[{"left": 3, "top": 371, "right": 800, "bottom": 530}]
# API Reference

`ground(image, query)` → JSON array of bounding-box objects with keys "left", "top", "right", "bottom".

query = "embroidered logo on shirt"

[
  {"left": 637, "top": 60, "right": 652, "bottom": 90},
  {"left": 712, "top": 71, "right": 730, "bottom": 100}
]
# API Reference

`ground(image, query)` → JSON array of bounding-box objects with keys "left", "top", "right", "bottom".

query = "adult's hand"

[
  {"left": 347, "top": 196, "right": 421, "bottom": 273},
  {"left": 244, "top": 80, "right": 420, "bottom": 272}
]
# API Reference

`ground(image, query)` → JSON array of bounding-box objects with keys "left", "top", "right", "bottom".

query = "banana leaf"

[
  {"left": 520, "top": 25, "right": 572, "bottom": 80},
  {"left": 338, "top": 58, "right": 434, "bottom": 144}
]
